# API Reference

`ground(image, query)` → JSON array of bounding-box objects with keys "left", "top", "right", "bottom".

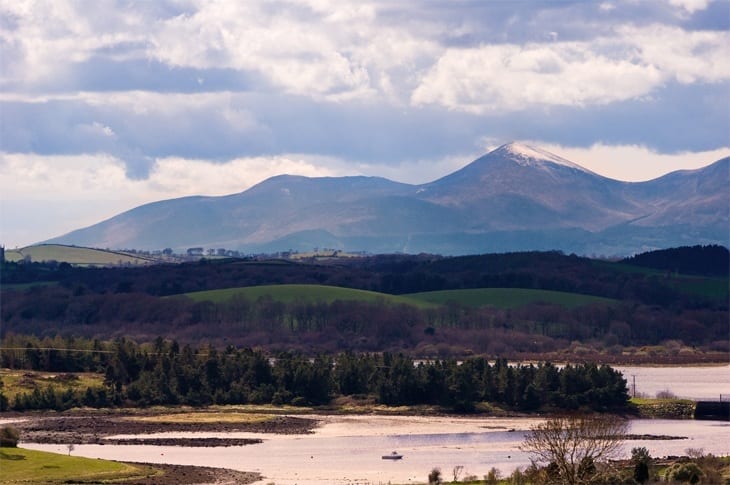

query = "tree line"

[{"left": 1, "top": 336, "right": 629, "bottom": 413}]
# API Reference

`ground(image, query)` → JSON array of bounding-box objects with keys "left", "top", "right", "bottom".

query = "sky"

[{"left": 1, "top": 0, "right": 729, "bottom": 248}]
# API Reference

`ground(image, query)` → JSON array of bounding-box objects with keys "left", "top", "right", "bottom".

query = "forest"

[{"left": 0, "top": 335, "right": 629, "bottom": 413}]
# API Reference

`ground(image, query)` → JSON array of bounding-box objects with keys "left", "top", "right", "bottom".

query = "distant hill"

[
  {"left": 621, "top": 245, "right": 730, "bottom": 277},
  {"left": 44, "top": 143, "right": 730, "bottom": 256}
]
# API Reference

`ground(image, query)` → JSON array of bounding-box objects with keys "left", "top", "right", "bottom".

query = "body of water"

[
  {"left": 614, "top": 364, "right": 730, "bottom": 400},
  {"left": 23, "top": 416, "right": 730, "bottom": 484}
]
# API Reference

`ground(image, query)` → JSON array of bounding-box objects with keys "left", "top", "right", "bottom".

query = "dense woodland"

[
  {"left": 1, "top": 247, "right": 727, "bottom": 355},
  {"left": 0, "top": 335, "right": 629, "bottom": 413}
]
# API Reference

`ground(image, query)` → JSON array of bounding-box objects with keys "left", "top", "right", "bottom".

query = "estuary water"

[
  {"left": 613, "top": 363, "right": 730, "bottom": 400},
  {"left": 23, "top": 416, "right": 730, "bottom": 484}
]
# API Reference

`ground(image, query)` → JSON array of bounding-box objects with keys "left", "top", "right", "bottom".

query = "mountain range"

[{"left": 45, "top": 143, "right": 730, "bottom": 256}]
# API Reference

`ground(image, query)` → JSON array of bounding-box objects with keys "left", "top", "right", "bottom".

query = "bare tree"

[
  {"left": 66, "top": 443, "right": 75, "bottom": 456},
  {"left": 519, "top": 414, "right": 628, "bottom": 485},
  {"left": 452, "top": 465, "right": 464, "bottom": 482}
]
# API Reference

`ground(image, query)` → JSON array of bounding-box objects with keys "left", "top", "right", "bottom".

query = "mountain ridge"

[{"left": 44, "top": 143, "right": 730, "bottom": 256}]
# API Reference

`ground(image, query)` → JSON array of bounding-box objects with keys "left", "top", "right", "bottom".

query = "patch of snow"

[{"left": 503, "top": 142, "right": 592, "bottom": 173}]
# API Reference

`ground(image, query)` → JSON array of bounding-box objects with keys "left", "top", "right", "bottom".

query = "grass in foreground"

[{"left": 0, "top": 447, "right": 157, "bottom": 484}]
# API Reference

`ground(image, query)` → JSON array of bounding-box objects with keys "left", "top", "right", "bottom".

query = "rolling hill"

[
  {"left": 44, "top": 143, "right": 730, "bottom": 256},
  {"left": 180, "top": 284, "right": 617, "bottom": 310},
  {"left": 181, "top": 284, "right": 436, "bottom": 309}
]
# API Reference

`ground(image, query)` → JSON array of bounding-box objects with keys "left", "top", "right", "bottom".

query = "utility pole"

[{"left": 631, "top": 375, "right": 636, "bottom": 398}]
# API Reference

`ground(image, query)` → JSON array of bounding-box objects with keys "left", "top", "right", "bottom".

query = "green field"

[
  {"left": 181, "top": 284, "right": 437, "bottom": 308},
  {"left": 405, "top": 288, "right": 617, "bottom": 309},
  {"left": 4, "top": 244, "right": 155, "bottom": 267},
  {"left": 0, "top": 447, "right": 156, "bottom": 483},
  {"left": 181, "top": 284, "right": 615, "bottom": 310},
  {"left": 668, "top": 276, "right": 729, "bottom": 301}
]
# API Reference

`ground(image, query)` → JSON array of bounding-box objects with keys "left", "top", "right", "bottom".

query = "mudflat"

[{"left": 6, "top": 409, "right": 318, "bottom": 484}]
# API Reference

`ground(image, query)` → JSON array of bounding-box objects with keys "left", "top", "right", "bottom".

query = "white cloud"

[
  {"left": 411, "top": 25, "right": 729, "bottom": 113},
  {"left": 148, "top": 2, "right": 383, "bottom": 100},
  {"left": 0, "top": 0, "right": 147, "bottom": 86},
  {"left": 0, "top": 151, "right": 336, "bottom": 201},
  {"left": 411, "top": 42, "right": 663, "bottom": 113},
  {"left": 618, "top": 25, "right": 730, "bottom": 85},
  {"left": 3, "top": 1, "right": 726, "bottom": 112},
  {"left": 147, "top": 155, "right": 336, "bottom": 196},
  {"left": 668, "top": 0, "right": 710, "bottom": 13}
]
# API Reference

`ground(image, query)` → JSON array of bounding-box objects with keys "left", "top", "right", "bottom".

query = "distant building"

[{"left": 187, "top": 247, "right": 204, "bottom": 256}]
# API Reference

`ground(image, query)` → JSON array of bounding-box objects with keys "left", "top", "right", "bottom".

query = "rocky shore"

[
  {"left": 120, "top": 463, "right": 262, "bottom": 485},
  {"left": 13, "top": 411, "right": 317, "bottom": 446}
]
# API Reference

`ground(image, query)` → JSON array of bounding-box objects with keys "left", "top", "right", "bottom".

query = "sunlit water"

[
  {"left": 614, "top": 364, "right": 730, "bottom": 400},
  {"left": 22, "top": 416, "right": 730, "bottom": 484}
]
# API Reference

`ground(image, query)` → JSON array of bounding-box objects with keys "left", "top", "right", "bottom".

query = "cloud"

[
  {"left": 411, "top": 25, "right": 728, "bottom": 113},
  {"left": 668, "top": 0, "right": 711, "bottom": 14},
  {"left": 411, "top": 43, "right": 663, "bottom": 113}
]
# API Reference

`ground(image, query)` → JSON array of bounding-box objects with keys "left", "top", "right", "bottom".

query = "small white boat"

[{"left": 382, "top": 451, "right": 403, "bottom": 460}]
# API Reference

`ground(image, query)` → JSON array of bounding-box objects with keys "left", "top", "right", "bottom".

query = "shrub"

[
  {"left": 0, "top": 426, "right": 20, "bottom": 447},
  {"left": 663, "top": 462, "right": 703, "bottom": 484},
  {"left": 428, "top": 467, "right": 442, "bottom": 485},
  {"left": 656, "top": 389, "right": 677, "bottom": 399},
  {"left": 484, "top": 467, "right": 501, "bottom": 484},
  {"left": 631, "top": 446, "right": 651, "bottom": 484}
]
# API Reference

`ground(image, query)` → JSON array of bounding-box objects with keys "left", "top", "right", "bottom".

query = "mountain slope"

[
  {"left": 418, "top": 142, "right": 642, "bottom": 231},
  {"left": 44, "top": 144, "right": 729, "bottom": 256}
]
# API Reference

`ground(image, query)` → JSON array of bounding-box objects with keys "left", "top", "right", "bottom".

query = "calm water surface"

[{"left": 614, "top": 364, "right": 730, "bottom": 400}]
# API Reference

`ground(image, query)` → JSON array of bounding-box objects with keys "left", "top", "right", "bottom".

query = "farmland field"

[
  {"left": 3, "top": 244, "right": 155, "bottom": 266},
  {"left": 180, "top": 284, "right": 615, "bottom": 310}
]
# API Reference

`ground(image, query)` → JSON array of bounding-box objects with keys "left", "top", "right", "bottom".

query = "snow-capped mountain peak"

[{"left": 500, "top": 142, "right": 592, "bottom": 173}]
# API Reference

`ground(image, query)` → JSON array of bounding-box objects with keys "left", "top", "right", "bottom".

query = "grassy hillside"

[
  {"left": 405, "top": 288, "right": 617, "bottom": 309},
  {"left": 0, "top": 369, "right": 106, "bottom": 404},
  {"left": 0, "top": 447, "right": 155, "bottom": 483},
  {"left": 4, "top": 244, "right": 155, "bottom": 267},
  {"left": 182, "top": 284, "right": 437, "bottom": 308}
]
